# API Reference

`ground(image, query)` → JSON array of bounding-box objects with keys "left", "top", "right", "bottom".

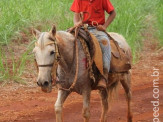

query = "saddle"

[
  {"left": 108, "top": 32, "right": 132, "bottom": 72},
  {"left": 69, "top": 27, "right": 132, "bottom": 75}
]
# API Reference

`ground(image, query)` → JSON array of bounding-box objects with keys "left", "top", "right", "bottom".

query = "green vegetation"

[
  {"left": 0, "top": 0, "right": 73, "bottom": 45},
  {"left": 109, "top": 0, "right": 162, "bottom": 61},
  {"left": 156, "top": 0, "right": 163, "bottom": 46},
  {"left": 0, "top": 0, "right": 162, "bottom": 83},
  {"left": 0, "top": 0, "right": 74, "bottom": 83}
]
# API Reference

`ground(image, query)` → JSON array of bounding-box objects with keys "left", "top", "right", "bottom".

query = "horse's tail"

[{"left": 107, "top": 78, "right": 120, "bottom": 105}]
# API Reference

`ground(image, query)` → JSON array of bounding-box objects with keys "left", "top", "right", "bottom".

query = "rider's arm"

[
  {"left": 97, "top": 10, "right": 116, "bottom": 31},
  {"left": 73, "top": 13, "right": 82, "bottom": 26},
  {"left": 103, "top": 10, "right": 116, "bottom": 29}
]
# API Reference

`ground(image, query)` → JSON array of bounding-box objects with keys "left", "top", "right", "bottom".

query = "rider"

[{"left": 70, "top": 0, "right": 116, "bottom": 89}]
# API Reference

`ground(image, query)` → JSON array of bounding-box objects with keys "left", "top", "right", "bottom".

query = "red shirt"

[{"left": 70, "top": 0, "right": 114, "bottom": 25}]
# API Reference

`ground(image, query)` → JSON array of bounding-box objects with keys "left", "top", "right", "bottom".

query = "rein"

[
  {"left": 34, "top": 32, "right": 80, "bottom": 92},
  {"left": 58, "top": 27, "right": 80, "bottom": 92}
]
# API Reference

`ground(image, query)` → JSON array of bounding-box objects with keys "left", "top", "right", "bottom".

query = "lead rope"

[{"left": 58, "top": 27, "right": 79, "bottom": 92}]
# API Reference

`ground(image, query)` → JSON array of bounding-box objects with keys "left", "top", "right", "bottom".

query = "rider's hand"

[
  {"left": 74, "top": 21, "right": 82, "bottom": 27},
  {"left": 97, "top": 25, "right": 106, "bottom": 31}
]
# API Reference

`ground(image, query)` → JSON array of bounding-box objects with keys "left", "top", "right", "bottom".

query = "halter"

[
  {"left": 34, "top": 29, "right": 80, "bottom": 92},
  {"left": 34, "top": 36, "right": 60, "bottom": 85}
]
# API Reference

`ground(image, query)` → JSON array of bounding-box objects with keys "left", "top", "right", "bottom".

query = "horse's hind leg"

[
  {"left": 120, "top": 72, "right": 132, "bottom": 122},
  {"left": 82, "top": 91, "right": 91, "bottom": 122},
  {"left": 99, "top": 89, "right": 108, "bottom": 122},
  {"left": 55, "top": 90, "right": 70, "bottom": 122}
]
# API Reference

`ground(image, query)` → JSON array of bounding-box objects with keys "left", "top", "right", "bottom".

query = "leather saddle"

[{"left": 69, "top": 27, "right": 132, "bottom": 74}]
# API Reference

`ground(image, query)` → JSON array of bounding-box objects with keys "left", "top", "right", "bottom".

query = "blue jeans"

[{"left": 88, "top": 27, "right": 111, "bottom": 72}]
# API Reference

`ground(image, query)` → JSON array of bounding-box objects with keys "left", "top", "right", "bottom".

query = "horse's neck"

[{"left": 56, "top": 31, "right": 75, "bottom": 73}]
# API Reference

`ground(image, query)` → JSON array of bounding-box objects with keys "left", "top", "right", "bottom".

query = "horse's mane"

[{"left": 56, "top": 31, "right": 75, "bottom": 44}]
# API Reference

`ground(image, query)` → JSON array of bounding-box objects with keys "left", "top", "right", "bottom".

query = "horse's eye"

[{"left": 50, "top": 51, "right": 55, "bottom": 55}]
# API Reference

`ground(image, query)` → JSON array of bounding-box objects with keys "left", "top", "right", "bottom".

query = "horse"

[{"left": 32, "top": 25, "right": 132, "bottom": 122}]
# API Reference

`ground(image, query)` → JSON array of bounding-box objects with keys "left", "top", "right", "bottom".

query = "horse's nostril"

[
  {"left": 37, "top": 82, "right": 41, "bottom": 86},
  {"left": 43, "top": 81, "right": 49, "bottom": 87}
]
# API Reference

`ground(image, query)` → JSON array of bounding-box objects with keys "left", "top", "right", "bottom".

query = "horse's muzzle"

[
  {"left": 37, "top": 80, "right": 52, "bottom": 93},
  {"left": 37, "top": 80, "right": 50, "bottom": 86}
]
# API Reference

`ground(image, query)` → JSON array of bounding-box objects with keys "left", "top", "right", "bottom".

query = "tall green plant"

[
  {"left": 0, "top": 0, "right": 162, "bottom": 83},
  {"left": 156, "top": 1, "right": 163, "bottom": 46}
]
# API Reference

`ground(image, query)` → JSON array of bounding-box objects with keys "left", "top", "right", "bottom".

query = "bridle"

[
  {"left": 36, "top": 41, "right": 60, "bottom": 67},
  {"left": 37, "top": 63, "right": 54, "bottom": 67},
  {"left": 34, "top": 28, "right": 80, "bottom": 92},
  {"left": 34, "top": 37, "right": 61, "bottom": 85}
]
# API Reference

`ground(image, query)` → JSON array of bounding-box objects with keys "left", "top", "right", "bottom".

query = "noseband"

[{"left": 38, "top": 63, "right": 54, "bottom": 67}]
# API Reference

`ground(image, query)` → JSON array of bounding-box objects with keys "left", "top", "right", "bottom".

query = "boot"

[{"left": 97, "top": 69, "right": 108, "bottom": 90}]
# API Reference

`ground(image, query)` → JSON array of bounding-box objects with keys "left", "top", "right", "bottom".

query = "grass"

[
  {"left": 0, "top": 0, "right": 74, "bottom": 45},
  {"left": 109, "top": 0, "right": 161, "bottom": 61},
  {"left": 0, "top": 41, "right": 34, "bottom": 84},
  {"left": 0, "top": 0, "right": 74, "bottom": 83},
  {"left": 0, "top": 0, "right": 162, "bottom": 83},
  {"left": 156, "top": 0, "right": 163, "bottom": 46}
]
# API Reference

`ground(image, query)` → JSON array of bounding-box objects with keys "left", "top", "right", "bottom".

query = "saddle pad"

[
  {"left": 89, "top": 32, "right": 132, "bottom": 74},
  {"left": 108, "top": 32, "right": 132, "bottom": 72},
  {"left": 89, "top": 33, "right": 104, "bottom": 75},
  {"left": 108, "top": 32, "right": 130, "bottom": 53}
]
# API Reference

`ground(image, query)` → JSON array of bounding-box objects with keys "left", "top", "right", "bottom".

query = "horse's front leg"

[
  {"left": 55, "top": 90, "right": 70, "bottom": 122},
  {"left": 82, "top": 91, "right": 91, "bottom": 122},
  {"left": 99, "top": 89, "right": 109, "bottom": 122}
]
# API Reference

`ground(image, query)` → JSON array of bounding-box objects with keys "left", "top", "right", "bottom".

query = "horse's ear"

[
  {"left": 32, "top": 29, "right": 41, "bottom": 39},
  {"left": 50, "top": 25, "right": 56, "bottom": 38}
]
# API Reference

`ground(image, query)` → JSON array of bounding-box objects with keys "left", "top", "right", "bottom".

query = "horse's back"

[
  {"left": 108, "top": 32, "right": 130, "bottom": 52},
  {"left": 108, "top": 32, "right": 132, "bottom": 60}
]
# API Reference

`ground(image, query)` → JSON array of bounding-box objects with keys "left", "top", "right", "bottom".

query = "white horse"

[{"left": 33, "top": 25, "right": 132, "bottom": 122}]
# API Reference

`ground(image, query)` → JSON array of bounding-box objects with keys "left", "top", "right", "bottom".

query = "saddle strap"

[
  {"left": 104, "top": 31, "right": 122, "bottom": 59},
  {"left": 58, "top": 27, "right": 80, "bottom": 92},
  {"left": 69, "top": 27, "right": 96, "bottom": 82}
]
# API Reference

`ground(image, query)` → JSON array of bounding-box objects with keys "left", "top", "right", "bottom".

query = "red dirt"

[
  {"left": 0, "top": 20, "right": 163, "bottom": 122},
  {"left": 0, "top": 41, "right": 163, "bottom": 122}
]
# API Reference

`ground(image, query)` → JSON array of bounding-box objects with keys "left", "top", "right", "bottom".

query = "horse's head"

[{"left": 33, "top": 25, "right": 59, "bottom": 93}]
